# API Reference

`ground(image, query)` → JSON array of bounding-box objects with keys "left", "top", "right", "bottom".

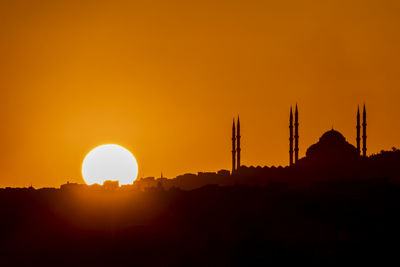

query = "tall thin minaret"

[
  {"left": 289, "top": 106, "right": 294, "bottom": 166},
  {"left": 356, "top": 106, "right": 361, "bottom": 155},
  {"left": 362, "top": 104, "right": 367, "bottom": 157},
  {"left": 232, "top": 119, "right": 236, "bottom": 174},
  {"left": 294, "top": 104, "right": 299, "bottom": 163},
  {"left": 237, "top": 116, "right": 241, "bottom": 170}
]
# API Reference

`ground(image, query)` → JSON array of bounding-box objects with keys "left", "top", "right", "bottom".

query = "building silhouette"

[
  {"left": 294, "top": 104, "right": 299, "bottom": 163},
  {"left": 289, "top": 104, "right": 367, "bottom": 165},
  {"left": 230, "top": 104, "right": 368, "bottom": 170},
  {"left": 356, "top": 106, "right": 361, "bottom": 155},
  {"left": 237, "top": 116, "right": 241, "bottom": 169},
  {"left": 363, "top": 104, "right": 367, "bottom": 157},
  {"left": 304, "top": 129, "right": 360, "bottom": 165},
  {"left": 289, "top": 104, "right": 299, "bottom": 165},
  {"left": 231, "top": 116, "right": 241, "bottom": 174},
  {"left": 289, "top": 106, "right": 294, "bottom": 166},
  {"left": 232, "top": 119, "right": 236, "bottom": 173}
]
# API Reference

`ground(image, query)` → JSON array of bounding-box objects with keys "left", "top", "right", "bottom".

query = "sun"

[{"left": 82, "top": 144, "right": 139, "bottom": 185}]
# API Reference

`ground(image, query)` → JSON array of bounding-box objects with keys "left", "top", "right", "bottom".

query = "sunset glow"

[{"left": 82, "top": 144, "right": 138, "bottom": 185}]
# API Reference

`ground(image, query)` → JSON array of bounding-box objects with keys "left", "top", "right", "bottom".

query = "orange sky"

[{"left": 1, "top": 0, "right": 400, "bottom": 187}]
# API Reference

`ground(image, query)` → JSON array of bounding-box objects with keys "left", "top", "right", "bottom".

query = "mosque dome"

[
  {"left": 305, "top": 129, "right": 359, "bottom": 164},
  {"left": 320, "top": 129, "right": 346, "bottom": 142}
]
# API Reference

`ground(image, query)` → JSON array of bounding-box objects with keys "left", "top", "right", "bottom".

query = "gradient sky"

[{"left": 1, "top": 0, "right": 399, "bottom": 187}]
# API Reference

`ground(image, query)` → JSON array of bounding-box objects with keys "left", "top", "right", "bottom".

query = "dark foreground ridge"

[{"left": 2, "top": 149, "right": 400, "bottom": 266}]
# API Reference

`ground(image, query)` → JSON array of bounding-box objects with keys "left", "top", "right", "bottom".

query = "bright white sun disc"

[{"left": 82, "top": 144, "right": 138, "bottom": 185}]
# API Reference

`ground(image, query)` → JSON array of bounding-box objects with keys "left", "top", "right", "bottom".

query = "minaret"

[
  {"left": 289, "top": 106, "right": 294, "bottom": 166},
  {"left": 294, "top": 104, "right": 299, "bottom": 163},
  {"left": 232, "top": 119, "right": 236, "bottom": 174},
  {"left": 236, "top": 116, "right": 241, "bottom": 170},
  {"left": 362, "top": 104, "right": 367, "bottom": 157},
  {"left": 356, "top": 106, "right": 361, "bottom": 155}
]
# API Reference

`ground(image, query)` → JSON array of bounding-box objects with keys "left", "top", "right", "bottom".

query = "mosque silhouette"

[{"left": 231, "top": 104, "right": 368, "bottom": 173}]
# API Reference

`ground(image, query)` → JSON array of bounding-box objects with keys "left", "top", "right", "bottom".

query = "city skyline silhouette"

[{"left": 6, "top": 102, "right": 382, "bottom": 189}]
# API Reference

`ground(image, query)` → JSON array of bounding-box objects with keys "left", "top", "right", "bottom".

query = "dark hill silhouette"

[{"left": 1, "top": 177, "right": 400, "bottom": 266}]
